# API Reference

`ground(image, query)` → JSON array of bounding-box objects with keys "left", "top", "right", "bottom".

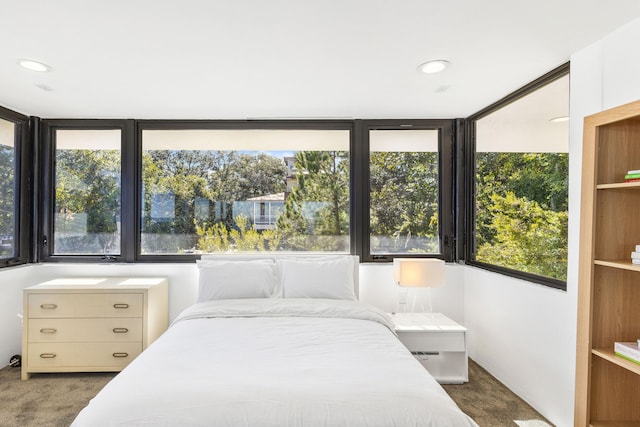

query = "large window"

[
  {"left": 40, "top": 120, "right": 133, "bottom": 262},
  {"left": 369, "top": 129, "right": 443, "bottom": 254},
  {"left": 466, "top": 64, "right": 569, "bottom": 288},
  {"left": 139, "top": 126, "right": 351, "bottom": 255},
  {"left": 0, "top": 107, "right": 29, "bottom": 268},
  {"left": 38, "top": 119, "right": 454, "bottom": 263},
  {"left": 361, "top": 120, "right": 455, "bottom": 261},
  {"left": 53, "top": 129, "right": 122, "bottom": 256}
]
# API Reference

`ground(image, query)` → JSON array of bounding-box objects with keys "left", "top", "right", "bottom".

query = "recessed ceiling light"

[
  {"left": 17, "top": 59, "right": 51, "bottom": 72},
  {"left": 549, "top": 116, "right": 569, "bottom": 123},
  {"left": 418, "top": 60, "right": 449, "bottom": 74}
]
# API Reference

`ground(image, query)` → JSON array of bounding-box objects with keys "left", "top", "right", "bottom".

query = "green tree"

[
  {"left": 277, "top": 151, "right": 349, "bottom": 251},
  {"left": 475, "top": 152, "right": 569, "bottom": 280},
  {"left": 195, "top": 214, "right": 281, "bottom": 252},
  {"left": 0, "top": 144, "right": 14, "bottom": 257},
  {"left": 369, "top": 151, "right": 439, "bottom": 253},
  {"left": 55, "top": 149, "right": 120, "bottom": 253},
  {"left": 476, "top": 192, "right": 568, "bottom": 279},
  {"left": 143, "top": 150, "right": 287, "bottom": 253}
]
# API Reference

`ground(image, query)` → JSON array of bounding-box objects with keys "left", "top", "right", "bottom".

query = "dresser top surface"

[{"left": 25, "top": 277, "right": 168, "bottom": 292}]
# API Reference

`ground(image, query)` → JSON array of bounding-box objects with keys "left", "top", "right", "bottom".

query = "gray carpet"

[
  {"left": 442, "top": 360, "right": 554, "bottom": 426},
  {"left": 0, "top": 359, "right": 552, "bottom": 427}
]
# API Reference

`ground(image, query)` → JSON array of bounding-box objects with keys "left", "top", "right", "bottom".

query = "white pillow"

[
  {"left": 277, "top": 257, "right": 357, "bottom": 300},
  {"left": 196, "top": 260, "right": 277, "bottom": 302}
]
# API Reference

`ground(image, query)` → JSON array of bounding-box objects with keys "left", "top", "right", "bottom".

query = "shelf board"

[
  {"left": 590, "top": 422, "right": 640, "bottom": 427},
  {"left": 592, "top": 348, "right": 640, "bottom": 376},
  {"left": 597, "top": 181, "right": 640, "bottom": 190},
  {"left": 594, "top": 259, "right": 640, "bottom": 272}
]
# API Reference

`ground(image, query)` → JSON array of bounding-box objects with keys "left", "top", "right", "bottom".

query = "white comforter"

[{"left": 73, "top": 299, "right": 478, "bottom": 427}]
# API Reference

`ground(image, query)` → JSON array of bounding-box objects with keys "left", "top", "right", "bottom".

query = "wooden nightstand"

[
  {"left": 390, "top": 312, "right": 468, "bottom": 384},
  {"left": 22, "top": 277, "right": 168, "bottom": 380}
]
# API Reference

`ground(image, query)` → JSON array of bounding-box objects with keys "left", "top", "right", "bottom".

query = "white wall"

[
  {"left": 0, "top": 265, "right": 37, "bottom": 366},
  {"left": 463, "top": 15, "right": 640, "bottom": 427},
  {"left": 464, "top": 268, "right": 576, "bottom": 426}
]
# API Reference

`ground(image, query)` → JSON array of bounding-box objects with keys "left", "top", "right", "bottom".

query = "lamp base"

[{"left": 397, "top": 288, "right": 409, "bottom": 313}]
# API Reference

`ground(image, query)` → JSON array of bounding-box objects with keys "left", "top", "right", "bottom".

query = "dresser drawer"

[
  {"left": 28, "top": 318, "right": 143, "bottom": 343},
  {"left": 397, "top": 331, "right": 465, "bottom": 352},
  {"left": 28, "top": 293, "right": 143, "bottom": 318},
  {"left": 27, "top": 342, "right": 142, "bottom": 370}
]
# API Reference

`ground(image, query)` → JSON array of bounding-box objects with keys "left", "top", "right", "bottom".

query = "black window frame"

[
  {"left": 463, "top": 63, "right": 570, "bottom": 290},
  {"left": 0, "top": 106, "right": 30, "bottom": 268},
  {"left": 357, "top": 119, "right": 456, "bottom": 263},
  {"left": 36, "top": 118, "right": 455, "bottom": 264},
  {"left": 135, "top": 119, "right": 356, "bottom": 262},
  {"left": 38, "top": 119, "right": 135, "bottom": 263}
]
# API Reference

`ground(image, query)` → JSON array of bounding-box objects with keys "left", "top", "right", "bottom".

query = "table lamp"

[{"left": 393, "top": 258, "right": 445, "bottom": 313}]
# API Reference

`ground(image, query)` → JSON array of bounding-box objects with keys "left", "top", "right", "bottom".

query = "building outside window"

[
  {"left": 140, "top": 127, "right": 351, "bottom": 254},
  {"left": 39, "top": 119, "right": 454, "bottom": 263}
]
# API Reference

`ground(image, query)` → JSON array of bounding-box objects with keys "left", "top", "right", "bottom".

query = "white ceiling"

[{"left": 2, "top": 0, "right": 640, "bottom": 120}]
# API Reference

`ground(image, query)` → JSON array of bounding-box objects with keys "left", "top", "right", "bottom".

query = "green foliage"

[
  {"left": 194, "top": 221, "right": 230, "bottom": 252},
  {"left": 51, "top": 140, "right": 569, "bottom": 279},
  {"left": 195, "top": 214, "right": 280, "bottom": 252},
  {"left": 0, "top": 144, "right": 14, "bottom": 257},
  {"left": 277, "top": 150, "right": 349, "bottom": 251},
  {"left": 369, "top": 151, "right": 439, "bottom": 253},
  {"left": 475, "top": 152, "right": 569, "bottom": 280},
  {"left": 0, "top": 145, "right": 15, "bottom": 235},
  {"left": 55, "top": 149, "right": 121, "bottom": 252},
  {"left": 476, "top": 192, "right": 568, "bottom": 279},
  {"left": 143, "top": 150, "right": 287, "bottom": 234}
]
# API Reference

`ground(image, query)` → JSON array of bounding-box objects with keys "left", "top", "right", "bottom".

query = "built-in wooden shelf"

[
  {"left": 594, "top": 259, "right": 640, "bottom": 272},
  {"left": 597, "top": 181, "right": 640, "bottom": 190},
  {"left": 575, "top": 99, "right": 640, "bottom": 426},
  {"left": 592, "top": 348, "right": 640, "bottom": 376},
  {"left": 590, "top": 422, "right": 640, "bottom": 427}
]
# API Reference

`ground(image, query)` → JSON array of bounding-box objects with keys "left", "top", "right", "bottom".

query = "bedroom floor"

[
  {"left": 0, "top": 359, "right": 553, "bottom": 427},
  {"left": 442, "top": 360, "right": 554, "bottom": 426}
]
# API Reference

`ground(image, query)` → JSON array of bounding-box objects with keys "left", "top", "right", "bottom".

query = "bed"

[{"left": 72, "top": 255, "right": 478, "bottom": 426}]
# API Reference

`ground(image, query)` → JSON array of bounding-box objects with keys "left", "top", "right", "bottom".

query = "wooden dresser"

[{"left": 22, "top": 277, "right": 168, "bottom": 380}]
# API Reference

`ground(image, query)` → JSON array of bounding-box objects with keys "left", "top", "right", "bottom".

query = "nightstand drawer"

[
  {"left": 27, "top": 342, "right": 142, "bottom": 369},
  {"left": 28, "top": 293, "right": 143, "bottom": 318},
  {"left": 397, "top": 331, "right": 465, "bottom": 352},
  {"left": 28, "top": 318, "right": 143, "bottom": 342}
]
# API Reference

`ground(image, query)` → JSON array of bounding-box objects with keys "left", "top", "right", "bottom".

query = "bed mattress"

[{"left": 72, "top": 298, "right": 478, "bottom": 426}]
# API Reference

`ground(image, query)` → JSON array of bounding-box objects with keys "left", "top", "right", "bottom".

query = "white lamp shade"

[{"left": 393, "top": 258, "right": 445, "bottom": 288}]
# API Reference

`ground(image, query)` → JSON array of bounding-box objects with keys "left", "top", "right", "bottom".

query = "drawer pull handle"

[
  {"left": 112, "top": 352, "right": 129, "bottom": 358},
  {"left": 113, "top": 303, "right": 129, "bottom": 309},
  {"left": 40, "top": 353, "right": 56, "bottom": 358},
  {"left": 40, "top": 328, "right": 57, "bottom": 334},
  {"left": 40, "top": 304, "right": 58, "bottom": 310},
  {"left": 113, "top": 328, "right": 129, "bottom": 333}
]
